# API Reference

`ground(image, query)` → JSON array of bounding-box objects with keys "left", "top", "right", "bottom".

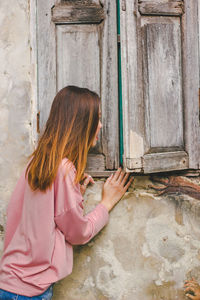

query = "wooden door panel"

[
  {"left": 56, "top": 25, "right": 100, "bottom": 96},
  {"left": 142, "top": 17, "right": 183, "bottom": 150}
]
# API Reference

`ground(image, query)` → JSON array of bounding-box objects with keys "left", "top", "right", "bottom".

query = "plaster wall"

[
  {"left": 0, "top": 0, "right": 33, "bottom": 251},
  {"left": 52, "top": 178, "right": 200, "bottom": 300},
  {"left": 0, "top": 1, "right": 200, "bottom": 300}
]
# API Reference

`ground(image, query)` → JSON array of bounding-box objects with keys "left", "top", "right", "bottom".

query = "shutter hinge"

[{"left": 37, "top": 111, "right": 40, "bottom": 133}]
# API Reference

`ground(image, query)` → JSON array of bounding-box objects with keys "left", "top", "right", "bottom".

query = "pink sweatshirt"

[{"left": 0, "top": 158, "right": 109, "bottom": 296}]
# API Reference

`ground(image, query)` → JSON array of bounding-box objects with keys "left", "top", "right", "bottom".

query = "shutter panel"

[
  {"left": 37, "top": 0, "right": 119, "bottom": 175},
  {"left": 120, "top": 0, "right": 200, "bottom": 173}
]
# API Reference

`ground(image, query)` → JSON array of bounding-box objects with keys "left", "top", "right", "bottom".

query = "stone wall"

[{"left": 0, "top": 1, "right": 200, "bottom": 300}]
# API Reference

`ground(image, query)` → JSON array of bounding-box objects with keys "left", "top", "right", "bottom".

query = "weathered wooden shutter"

[
  {"left": 37, "top": 0, "right": 119, "bottom": 175},
  {"left": 120, "top": 0, "right": 200, "bottom": 173}
]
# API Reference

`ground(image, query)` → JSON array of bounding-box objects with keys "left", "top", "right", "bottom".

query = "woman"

[{"left": 0, "top": 86, "right": 133, "bottom": 299}]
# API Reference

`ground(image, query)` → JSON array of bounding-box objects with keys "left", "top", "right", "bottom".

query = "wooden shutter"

[
  {"left": 37, "top": 0, "right": 119, "bottom": 175},
  {"left": 120, "top": 0, "right": 200, "bottom": 173}
]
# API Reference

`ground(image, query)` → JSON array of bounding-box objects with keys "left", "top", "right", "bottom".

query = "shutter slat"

[
  {"left": 52, "top": 4, "right": 104, "bottom": 24},
  {"left": 139, "top": 1, "right": 184, "bottom": 16},
  {"left": 143, "top": 151, "right": 188, "bottom": 173}
]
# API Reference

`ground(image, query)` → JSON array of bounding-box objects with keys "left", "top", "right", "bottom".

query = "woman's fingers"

[
  {"left": 83, "top": 173, "right": 95, "bottom": 184},
  {"left": 112, "top": 167, "right": 122, "bottom": 181},
  {"left": 185, "top": 279, "right": 198, "bottom": 284},
  {"left": 185, "top": 294, "right": 197, "bottom": 300},
  {"left": 185, "top": 287, "right": 195, "bottom": 293},
  {"left": 124, "top": 177, "right": 134, "bottom": 191},
  {"left": 121, "top": 173, "right": 129, "bottom": 185},
  {"left": 83, "top": 177, "right": 91, "bottom": 187},
  {"left": 116, "top": 169, "right": 125, "bottom": 183},
  {"left": 107, "top": 173, "right": 113, "bottom": 182},
  {"left": 89, "top": 176, "right": 95, "bottom": 184},
  {"left": 104, "top": 173, "right": 113, "bottom": 187},
  {"left": 185, "top": 283, "right": 199, "bottom": 288},
  {"left": 80, "top": 174, "right": 94, "bottom": 195},
  {"left": 184, "top": 279, "right": 200, "bottom": 300},
  {"left": 110, "top": 168, "right": 133, "bottom": 190},
  {"left": 82, "top": 174, "right": 95, "bottom": 187},
  {"left": 112, "top": 168, "right": 128, "bottom": 183}
]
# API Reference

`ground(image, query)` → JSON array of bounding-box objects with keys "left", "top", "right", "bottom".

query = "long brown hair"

[{"left": 26, "top": 86, "right": 100, "bottom": 192}]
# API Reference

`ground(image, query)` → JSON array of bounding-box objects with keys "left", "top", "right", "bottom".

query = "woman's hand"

[
  {"left": 184, "top": 278, "right": 200, "bottom": 300},
  {"left": 80, "top": 173, "right": 95, "bottom": 195},
  {"left": 101, "top": 168, "right": 134, "bottom": 212}
]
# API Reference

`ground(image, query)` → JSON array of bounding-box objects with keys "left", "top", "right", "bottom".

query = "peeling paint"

[
  {"left": 142, "top": 212, "right": 200, "bottom": 289},
  {"left": 129, "top": 130, "right": 144, "bottom": 158},
  {"left": 95, "top": 240, "right": 133, "bottom": 300}
]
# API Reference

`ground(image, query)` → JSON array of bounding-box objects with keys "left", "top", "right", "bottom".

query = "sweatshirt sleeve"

[
  {"left": 55, "top": 203, "right": 109, "bottom": 245},
  {"left": 54, "top": 160, "right": 109, "bottom": 245}
]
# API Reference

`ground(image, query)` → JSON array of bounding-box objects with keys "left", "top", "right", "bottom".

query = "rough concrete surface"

[{"left": 52, "top": 177, "right": 200, "bottom": 300}]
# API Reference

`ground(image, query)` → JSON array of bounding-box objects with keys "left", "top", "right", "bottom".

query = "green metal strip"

[{"left": 117, "top": 0, "right": 124, "bottom": 166}]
